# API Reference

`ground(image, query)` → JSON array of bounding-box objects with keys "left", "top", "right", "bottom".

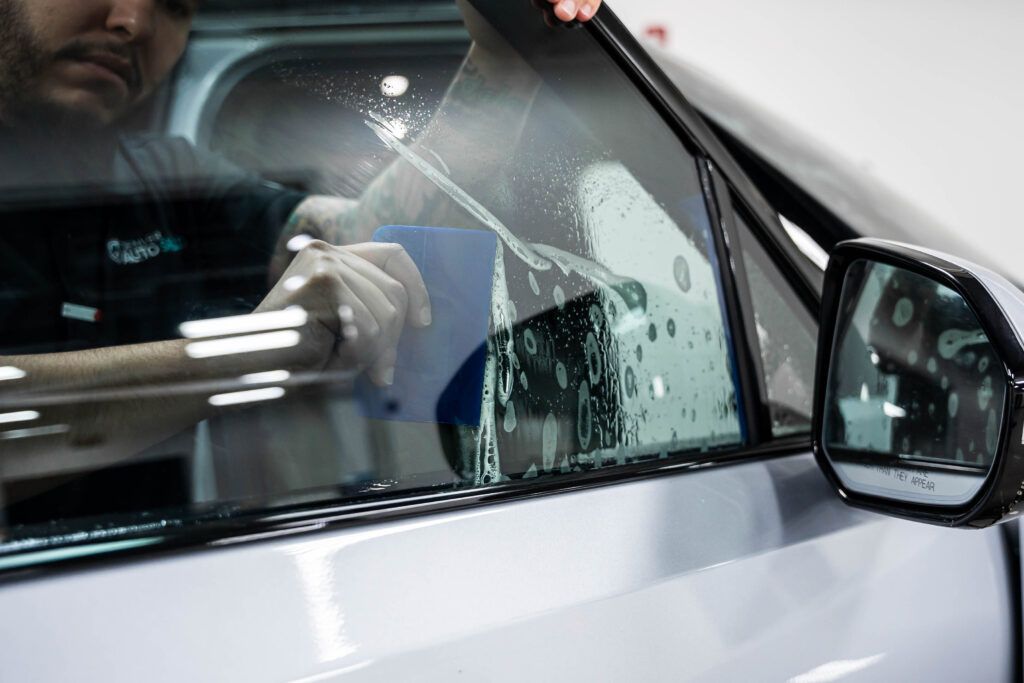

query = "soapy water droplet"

[
  {"left": 908, "top": 349, "right": 918, "bottom": 366},
  {"left": 635, "top": 345, "right": 643, "bottom": 363},
  {"left": 503, "top": 401, "right": 517, "bottom": 432},
  {"left": 667, "top": 318, "right": 676, "bottom": 338},
  {"left": 624, "top": 366, "right": 636, "bottom": 398},
  {"left": 542, "top": 412, "right": 558, "bottom": 472},
  {"left": 927, "top": 357, "right": 937, "bottom": 374},
  {"left": 577, "top": 382, "right": 592, "bottom": 449},
  {"left": 941, "top": 376, "right": 949, "bottom": 390},
  {"left": 986, "top": 408, "right": 999, "bottom": 455},
  {"left": 556, "top": 361, "right": 568, "bottom": 389},
  {"left": 586, "top": 332, "right": 602, "bottom": 384},
  {"left": 948, "top": 392, "right": 959, "bottom": 418},
  {"left": 553, "top": 285, "right": 566, "bottom": 310},
  {"left": 979, "top": 356, "right": 990, "bottom": 373},
  {"left": 528, "top": 271, "right": 540, "bottom": 296},
  {"left": 524, "top": 328, "right": 538, "bottom": 355},
  {"left": 978, "top": 375, "right": 994, "bottom": 410},
  {"left": 673, "top": 255, "right": 691, "bottom": 293},
  {"left": 892, "top": 297, "right": 914, "bottom": 327},
  {"left": 938, "top": 328, "right": 988, "bottom": 359},
  {"left": 519, "top": 371, "right": 529, "bottom": 391},
  {"left": 648, "top": 324, "right": 658, "bottom": 342}
]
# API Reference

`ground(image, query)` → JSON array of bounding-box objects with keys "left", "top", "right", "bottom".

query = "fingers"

[
  {"left": 547, "top": 0, "right": 600, "bottom": 22},
  {"left": 345, "top": 242, "right": 432, "bottom": 328},
  {"left": 334, "top": 263, "right": 405, "bottom": 386}
]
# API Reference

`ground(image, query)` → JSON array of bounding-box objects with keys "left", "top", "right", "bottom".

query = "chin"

[{"left": 40, "top": 88, "right": 131, "bottom": 128}]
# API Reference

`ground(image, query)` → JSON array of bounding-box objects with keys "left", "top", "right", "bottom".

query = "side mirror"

[{"left": 814, "top": 238, "right": 1024, "bottom": 527}]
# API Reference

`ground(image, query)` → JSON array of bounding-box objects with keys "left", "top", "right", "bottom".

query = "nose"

[{"left": 105, "top": 0, "right": 156, "bottom": 43}]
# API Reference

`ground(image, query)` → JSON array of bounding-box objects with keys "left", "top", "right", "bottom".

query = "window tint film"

[
  {"left": 735, "top": 211, "right": 816, "bottom": 436},
  {"left": 0, "top": 0, "right": 742, "bottom": 561}
]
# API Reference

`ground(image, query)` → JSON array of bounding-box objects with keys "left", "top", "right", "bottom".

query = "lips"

[{"left": 72, "top": 52, "right": 136, "bottom": 91}]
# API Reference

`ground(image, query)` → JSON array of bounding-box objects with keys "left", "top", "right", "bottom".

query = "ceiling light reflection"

[
  {"left": 380, "top": 74, "right": 409, "bottom": 97},
  {"left": 186, "top": 330, "right": 301, "bottom": 359},
  {"left": 0, "top": 366, "right": 27, "bottom": 381},
  {"left": 209, "top": 387, "right": 286, "bottom": 407},
  {"left": 0, "top": 410, "right": 40, "bottom": 425},
  {"left": 180, "top": 307, "right": 308, "bottom": 339},
  {"left": 239, "top": 370, "right": 291, "bottom": 385},
  {"left": 0, "top": 424, "right": 70, "bottom": 440}
]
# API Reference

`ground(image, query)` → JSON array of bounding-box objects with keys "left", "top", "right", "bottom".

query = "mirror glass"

[{"left": 823, "top": 259, "right": 1006, "bottom": 506}]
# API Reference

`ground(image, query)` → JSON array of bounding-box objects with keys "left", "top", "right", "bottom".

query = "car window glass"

[
  {"left": 735, "top": 210, "right": 816, "bottom": 436},
  {"left": 0, "top": 0, "right": 743, "bottom": 561}
]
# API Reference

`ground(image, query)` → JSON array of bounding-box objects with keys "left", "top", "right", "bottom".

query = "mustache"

[{"left": 53, "top": 40, "right": 142, "bottom": 93}]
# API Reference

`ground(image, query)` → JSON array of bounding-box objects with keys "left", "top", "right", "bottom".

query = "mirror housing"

[{"left": 814, "top": 238, "right": 1024, "bottom": 527}]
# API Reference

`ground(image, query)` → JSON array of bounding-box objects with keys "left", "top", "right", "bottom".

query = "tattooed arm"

[{"left": 274, "top": 0, "right": 603, "bottom": 257}]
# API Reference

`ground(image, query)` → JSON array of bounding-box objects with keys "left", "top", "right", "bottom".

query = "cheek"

[{"left": 141, "top": 28, "right": 188, "bottom": 94}]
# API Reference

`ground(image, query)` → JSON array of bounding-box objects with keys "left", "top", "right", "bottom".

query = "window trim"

[{"left": 0, "top": 2, "right": 822, "bottom": 580}]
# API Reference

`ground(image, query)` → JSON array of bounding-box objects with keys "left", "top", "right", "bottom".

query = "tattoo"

[{"left": 274, "top": 49, "right": 540, "bottom": 275}]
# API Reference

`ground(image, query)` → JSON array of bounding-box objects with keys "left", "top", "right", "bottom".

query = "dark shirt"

[{"left": 0, "top": 132, "right": 306, "bottom": 354}]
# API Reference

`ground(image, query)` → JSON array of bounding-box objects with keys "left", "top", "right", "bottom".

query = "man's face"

[{"left": 0, "top": 0, "right": 196, "bottom": 128}]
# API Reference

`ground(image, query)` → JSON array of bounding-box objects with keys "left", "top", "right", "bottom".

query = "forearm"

[
  {"left": 0, "top": 339, "right": 309, "bottom": 468},
  {"left": 279, "top": 43, "right": 541, "bottom": 251}
]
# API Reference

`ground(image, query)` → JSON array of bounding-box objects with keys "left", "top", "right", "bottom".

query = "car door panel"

[{"left": 0, "top": 453, "right": 1010, "bottom": 681}]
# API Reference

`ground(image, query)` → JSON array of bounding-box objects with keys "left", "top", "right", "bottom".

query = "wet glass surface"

[{"left": 0, "top": 0, "right": 745, "bottom": 556}]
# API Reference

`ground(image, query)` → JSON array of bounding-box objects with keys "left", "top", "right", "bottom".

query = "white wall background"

[{"left": 611, "top": 0, "right": 1024, "bottom": 278}]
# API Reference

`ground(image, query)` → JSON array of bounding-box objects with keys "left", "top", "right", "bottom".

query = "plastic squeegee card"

[{"left": 356, "top": 225, "right": 497, "bottom": 426}]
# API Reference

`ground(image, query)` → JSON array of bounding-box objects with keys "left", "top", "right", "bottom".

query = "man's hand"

[
  {"left": 256, "top": 241, "right": 431, "bottom": 386},
  {"left": 547, "top": 0, "right": 603, "bottom": 23}
]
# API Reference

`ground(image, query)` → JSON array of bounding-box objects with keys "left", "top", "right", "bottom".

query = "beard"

[
  {"left": 0, "top": 0, "right": 48, "bottom": 126},
  {"left": 0, "top": 0, "right": 143, "bottom": 132}
]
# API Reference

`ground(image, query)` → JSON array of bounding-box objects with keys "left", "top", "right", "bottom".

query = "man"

[{"left": 0, "top": 0, "right": 602, "bottom": 460}]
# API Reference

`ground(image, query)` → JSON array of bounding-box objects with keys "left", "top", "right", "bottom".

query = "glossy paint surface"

[{"left": 0, "top": 454, "right": 1011, "bottom": 681}]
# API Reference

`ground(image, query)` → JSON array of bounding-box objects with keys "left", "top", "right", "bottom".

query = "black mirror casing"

[{"left": 813, "top": 239, "right": 1024, "bottom": 528}]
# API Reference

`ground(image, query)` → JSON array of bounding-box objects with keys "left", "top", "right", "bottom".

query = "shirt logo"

[{"left": 107, "top": 230, "right": 185, "bottom": 265}]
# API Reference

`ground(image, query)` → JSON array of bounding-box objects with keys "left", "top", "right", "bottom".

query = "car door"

[{"left": 0, "top": 1, "right": 1014, "bottom": 681}]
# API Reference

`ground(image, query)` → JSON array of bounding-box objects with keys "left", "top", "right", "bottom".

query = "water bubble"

[
  {"left": 908, "top": 349, "right": 918, "bottom": 366},
  {"left": 503, "top": 401, "right": 518, "bottom": 432},
  {"left": 648, "top": 324, "right": 658, "bottom": 342},
  {"left": 635, "top": 344, "right": 643, "bottom": 363},
  {"left": 978, "top": 375, "right": 993, "bottom": 410},
  {"left": 941, "top": 376, "right": 949, "bottom": 390},
  {"left": 577, "top": 382, "right": 592, "bottom": 449},
  {"left": 507, "top": 300, "right": 518, "bottom": 322},
  {"left": 667, "top": 318, "right": 676, "bottom": 337},
  {"left": 927, "top": 357, "right": 937, "bottom": 374},
  {"left": 524, "top": 328, "right": 538, "bottom": 355},
  {"left": 979, "top": 356, "right": 990, "bottom": 372},
  {"left": 586, "top": 332, "right": 602, "bottom": 384},
  {"left": 986, "top": 408, "right": 999, "bottom": 455},
  {"left": 673, "top": 255, "right": 692, "bottom": 292},
  {"left": 553, "top": 285, "right": 566, "bottom": 310},
  {"left": 556, "top": 361, "right": 568, "bottom": 389},
  {"left": 892, "top": 297, "right": 914, "bottom": 327},
  {"left": 520, "top": 371, "right": 529, "bottom": 391},
  {"left": 528, "top": 271, "right": 540, "bottom": 296},
  {"left": 624, "top": 366, "right": 636, "bottom": 398},
  {"left": 948, "top": 392, "right": 959, "bottom": 418},
  {"left": 542, "top": 412, "right": 558, "bottom": 472}
]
